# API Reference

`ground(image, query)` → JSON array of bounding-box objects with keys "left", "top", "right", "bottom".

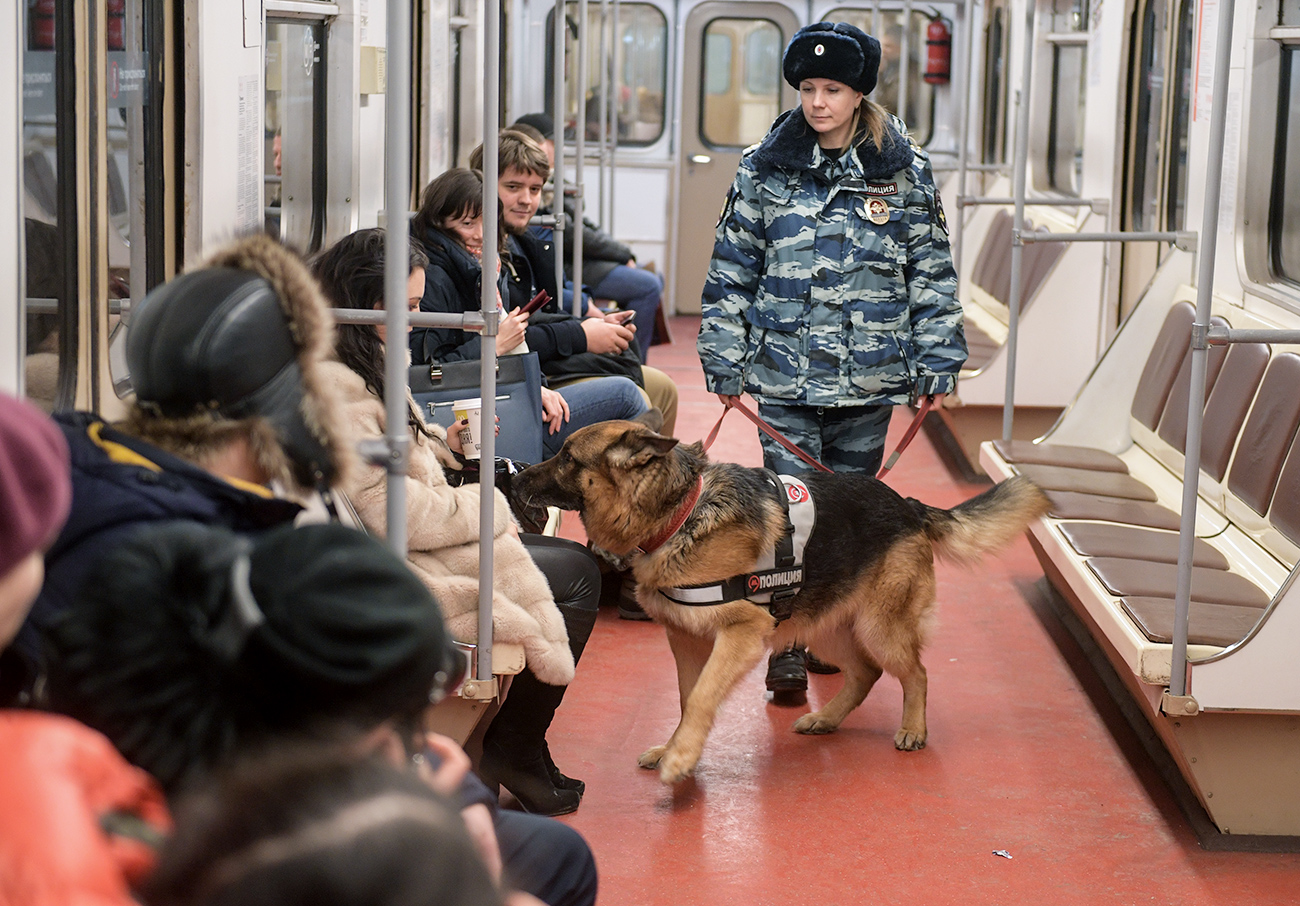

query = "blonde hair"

[{"left": 845, "top": 99, "right": 890, "bottom": 156}]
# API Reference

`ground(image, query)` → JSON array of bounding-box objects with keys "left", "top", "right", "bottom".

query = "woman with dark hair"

[
  {"left": 145, "top": 744, "right": 503, "bottom": 906},
  {"left": 311, "top": 228, "right": 601, "bottom": 819},
  {"left": 410, "top": 168, "right": 650, "bottom": 457},
  {"left": 46, "top": 521, "right": 598, "bottom": 906}
]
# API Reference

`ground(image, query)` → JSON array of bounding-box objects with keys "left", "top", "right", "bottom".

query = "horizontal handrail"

[
  {"left": 1017, "top": 229, "right": 1197, "bottom": 253},
  {"left": 331, "top": 308, "right": 486, "bottom": 332},
  {"left": 960, "top": 195, "right": 1101, "bottom": 207},
  {"left": 1207, "top": 325, "right": 1300, "bottom": 345}
]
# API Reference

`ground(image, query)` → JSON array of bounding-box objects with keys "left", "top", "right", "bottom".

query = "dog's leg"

[
  {"left": 892, "top": 659, "right": 928, "bottom": 751},
  {"left": 638, "top": 626, "right": 715, "bottom": 771},
  {"left": 792, "top": 647, "right": 884, "bottom": 735},
  {"left": 641, "top": 610, "right": 772, "bottom": 783}
]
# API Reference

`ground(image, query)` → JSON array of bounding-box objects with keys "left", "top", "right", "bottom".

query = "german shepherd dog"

[{"left": 512, "top": 415, "right": 1050, "bottom": 784}]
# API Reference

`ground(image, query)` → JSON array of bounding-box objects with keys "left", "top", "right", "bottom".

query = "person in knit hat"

[
  {"left": 0, "top": 392, "right": 172, "bottom": 906},
  {"left": 44, "top": 521, "right": 597, "bottom": 906},
  {"left": 697, "top": 20, "right": 966, "bottom": 698},
  {"left": 10, "top": 234, "right": 355, "bottom": 699}
]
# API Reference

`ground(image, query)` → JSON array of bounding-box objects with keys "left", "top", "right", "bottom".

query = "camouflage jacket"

[{"left": 697, "top": 108, "right": 966, "bottom": 407}]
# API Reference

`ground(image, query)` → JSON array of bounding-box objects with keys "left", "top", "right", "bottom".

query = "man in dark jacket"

[{"left": 472, "top": 131, "right": 678, "bottom": 436}]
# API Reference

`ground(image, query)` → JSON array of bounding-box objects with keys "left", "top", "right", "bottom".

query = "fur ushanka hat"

[{"left": 782, "top": 22, "right": 882, "bottom": 96}]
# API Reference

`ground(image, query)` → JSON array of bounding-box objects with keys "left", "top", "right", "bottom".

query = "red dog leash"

[{"left": 701, "top": 396, "right": 935, "bottom": 480}]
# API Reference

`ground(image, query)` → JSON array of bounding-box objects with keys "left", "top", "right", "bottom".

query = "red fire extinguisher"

[{"left": 924, "top": 15, "right": 952, "bottom": 85}]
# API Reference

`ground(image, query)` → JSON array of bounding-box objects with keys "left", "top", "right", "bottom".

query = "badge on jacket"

[{"left": 867, "top": 197, "right": 891, "bottom": 225}]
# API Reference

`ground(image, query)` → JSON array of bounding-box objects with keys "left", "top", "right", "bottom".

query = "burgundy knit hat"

[{"left": 0, "top": 392, "right": 71, "bottom": 576}]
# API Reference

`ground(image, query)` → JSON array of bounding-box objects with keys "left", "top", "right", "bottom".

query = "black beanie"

[
  {"left": 46, "top": 521, "right": 456, "bottom": 791},
  {"left": 513, "top": 112, "right": 555, "bottom": 140},
  {"left": 782, "top": 22, "right": 881, "bottom": 95}
]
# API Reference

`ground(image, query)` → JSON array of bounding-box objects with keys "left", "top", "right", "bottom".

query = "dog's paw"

[
  {"left": 894, "top": 727, "right": 928, "bottom": 751},
  {"left": 638, "top": 745, "right": 667, "bottom": 770},
  {"left": 656, "top": 747, "right": 699, "bottom": 784},
  {"left": 792, "top": 712, "right": 841, "bottom": 735}
]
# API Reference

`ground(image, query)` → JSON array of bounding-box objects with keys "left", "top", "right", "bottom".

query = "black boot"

[
  {"left": 476, "top": 600, "right": 597, "bottom": 816},
  {"left": 766, "top": 646, "right": 808, "bottom": 703}
]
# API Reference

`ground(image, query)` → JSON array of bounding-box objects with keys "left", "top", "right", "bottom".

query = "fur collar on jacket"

[{"left": 748, "top": 107, "right": 915, "bottom": 180}]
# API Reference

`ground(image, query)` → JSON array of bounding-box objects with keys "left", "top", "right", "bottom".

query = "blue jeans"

[
  {"left": 544, "top": 376, "right": 648, "bottom": 457},
  {"left": 590, "top": 266, "right": 663, "bottom": 363}
]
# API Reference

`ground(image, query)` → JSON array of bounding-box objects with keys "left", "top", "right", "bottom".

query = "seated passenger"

[
  {"left": 511, "top": 114, "right": 664, "bottom": 364},
  {"left": 312, "top": 229, "right": 600, "bottom": 817},
  {"left": 10, "top": 234, "right": 352, "bottom": 702},
  {"left": 408, "top": 173, "right": 649, "bottom": 457},
  {"left": 0, "top": 391, "right": 171, "bottom": 906},
  {"left": 144, "top": 746, "right": 505, "bottom": 906},
  {"left": 468, "top": 130, "right": 678, "bottom": 437},
  {"left": 45, "top": 521, "right": 598, "bottom": 906}
]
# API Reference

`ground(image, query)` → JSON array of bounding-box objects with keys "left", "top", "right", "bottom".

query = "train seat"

[
  {"left": 981, "top": 287, "right": 1300, "bottom": 682},
  {"left": 960, "top": 209, "right": 1068, "bottom": 375}
]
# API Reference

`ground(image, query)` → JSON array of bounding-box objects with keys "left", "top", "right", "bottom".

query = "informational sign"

[
  {"left": 236, "top": 73, "right": 262, "bottom": 232},
  {"left": 1194, "top": 0, "right": 1219, "bottom": 122},
  {"left": 106, "top": 51, "right": 148, "bottom": 109}
]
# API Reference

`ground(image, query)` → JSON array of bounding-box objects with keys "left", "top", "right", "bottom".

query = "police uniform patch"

[
  {"left": 864, "top": 183, "right": 897, "bottom": 196},
  {"left": 867, "top": 197, "right": 891, "bottom": 225},
  {"left": 934, "top": 187, "right": 948, "bottom": 233}
]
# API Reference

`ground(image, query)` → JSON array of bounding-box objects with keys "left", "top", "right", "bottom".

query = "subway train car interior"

[{"left": 6, "top": 0, "right": 1300, "bottom": 902}]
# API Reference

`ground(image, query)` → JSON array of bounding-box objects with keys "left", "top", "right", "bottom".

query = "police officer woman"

[{"left": 696, "top": 21, "right": 966, "bottom": 696}]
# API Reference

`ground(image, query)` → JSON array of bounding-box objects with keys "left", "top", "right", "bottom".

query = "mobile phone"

[
  {"left": 611, "top": 309, "right": 636, "bottom": 325},
  {"left": 519, "top": 289, "right": 551, "bottom": 316}
]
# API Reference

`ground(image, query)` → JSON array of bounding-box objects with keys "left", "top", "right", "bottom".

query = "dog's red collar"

[{"left": 638, "top": 476, "right": 704, "bottom": 554}]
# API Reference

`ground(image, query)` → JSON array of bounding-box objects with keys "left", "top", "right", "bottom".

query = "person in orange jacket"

[{"left": 0, "top": 391, "right": 171, "bottom": 906}]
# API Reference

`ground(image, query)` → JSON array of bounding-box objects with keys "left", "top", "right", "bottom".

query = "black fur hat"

[{"left": 782, "top": 22, "right": 881, "bottom": 95}]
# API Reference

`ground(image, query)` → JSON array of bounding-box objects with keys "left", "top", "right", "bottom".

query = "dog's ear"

[
  {"left": 610, "top": 427, "right": 679, "bottom": 469},
  {"left": 634, "top": 408, "right": 665, "bottom": 434}
]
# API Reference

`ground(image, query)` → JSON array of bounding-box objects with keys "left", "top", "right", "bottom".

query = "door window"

[
  {"left": 264, "top": 18, "right": 327, "bottom": 252},
  {"left": 1271, "top": 46, "right": 1300, "bottom": 285},
  {"left": 1042, "top": 0, "right": 1089, "bottom": 195},
  {"left": 700, "top": 18, "right": 784, "bottom": 149}
]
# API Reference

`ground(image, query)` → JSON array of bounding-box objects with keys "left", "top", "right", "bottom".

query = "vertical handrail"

[
  {"left": 1170, "top": 0, "right": 1235, "bottom": 700},
  {"left": 573, "top": 0, "right": 588, "bottom": 315},
  {"left": 1002, "top": 2, "right": 1034, "bottom": 441},
  {"left": 597, "top": 0, "right": 609, "bottom": 229},
  {"left": 383, "top": 0, "right": 412, "bottom": 558},
  {"left": 553, "top": 0, "right": 566, "bottom": 305},
  {"left": 477, "top": 0, "right": 502, "bottom": 683},
  {"left": 952, "top": 0, "right": 976, "bottom": 276},
  {"left": 899, "top": 0, "right": 913, "bottom": 126},
  {"left": 608, "top": 0, "right": 620, "bottom": 237}
]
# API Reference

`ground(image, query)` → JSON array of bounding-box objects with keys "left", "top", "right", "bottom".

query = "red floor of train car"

[{"left": 537, "top": 316, "right": 1300, "bottom": 905}]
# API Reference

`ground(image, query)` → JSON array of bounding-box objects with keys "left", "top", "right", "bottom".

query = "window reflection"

[
  {"left": 1271, "top": 48, "right": 1300, "bottom": 285},
  {"left": 264, "top": 19, "right": 325, "bottom": 251}
]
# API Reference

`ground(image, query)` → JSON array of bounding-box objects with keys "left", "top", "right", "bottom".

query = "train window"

[
  {"left": 700, "top": 18, "right": 782, "bottom": 149},
  {"left": 982, "top": 2, "right": 1010, "bottom": 164},
  {"left": 22, "top": 0, "right": 64, "bottom": 412},
  {"left": 1271, "top": 46, "right": 1300, "bottom": 285},
  {"left": 547, "top": 3, "right": 667, "bottom": 147},
  {"left": 1164, "top": 1, "right": 1194, "bottom": 230},
  {"left": 824, "top": 8, "right": 935, "bottom": 146},
  {"left": 1042, "top": 0, "right": 1089, "bottom": 195},
  {"left": 264, "top": 19, "right": 327, "bottom": 252}
]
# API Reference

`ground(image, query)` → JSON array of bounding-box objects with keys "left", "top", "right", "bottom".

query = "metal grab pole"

[
  {"left": 1003, "top": 2, "right": 1034, "bottom": 442},
  {"left": 608, "top": 0, "right": 619, "bottom": 236},
  {"left": 899, "top": 0, "right": 912, "bottom": 126},
  {"left": 382, "top": 0, "right": 413, "bottom": 559},
  {"left": 573, "top": 0, "right": 588, "bottom": 315},
  {"left": 953, "top": 0, "right": 975, "bottom": 276},
  {"left": 553, "top": 0, "right": 566, "bottom": 305},
  {"left": 477, "top": 0, "right": 502, "bottom": 683},
  {"left": 1170, "top": 0, "right": 1235, "bottom": 702},
  {"left": 597, "top": 0, "right": 609, "bottom": 229}
]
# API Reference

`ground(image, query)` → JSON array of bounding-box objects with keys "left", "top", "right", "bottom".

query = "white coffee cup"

[{"left": 452, "top": 398, "right": 483, "bottom": 460}]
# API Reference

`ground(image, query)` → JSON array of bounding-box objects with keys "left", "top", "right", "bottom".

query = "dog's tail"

[{"left": 918, "top": 475, "right": 1050, "bottom": 566}]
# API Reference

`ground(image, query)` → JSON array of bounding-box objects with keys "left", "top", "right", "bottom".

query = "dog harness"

[{"left": 659, "top": 472, "right": 815, "bottom": 622}]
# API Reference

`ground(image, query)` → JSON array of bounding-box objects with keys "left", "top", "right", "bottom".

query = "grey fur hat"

[{"left": 782, "top": 22, "right": 881, "bottom": 95}]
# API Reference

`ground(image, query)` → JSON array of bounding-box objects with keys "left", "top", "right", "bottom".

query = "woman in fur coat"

[{"left": 313, "top": 229, "right": 601, "bottom": 817}]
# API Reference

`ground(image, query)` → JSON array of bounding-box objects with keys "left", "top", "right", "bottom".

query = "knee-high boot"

[{"left": 479, "top": 601, "right": 598, "bottom": 816}]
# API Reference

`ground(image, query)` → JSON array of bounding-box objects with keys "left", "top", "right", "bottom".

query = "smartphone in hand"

[
  {"left": 609, "top": 309, "right": 636, "bottom": 325},
  {"left": 519, "top": 289, "right": 551, "bottom": 316}
]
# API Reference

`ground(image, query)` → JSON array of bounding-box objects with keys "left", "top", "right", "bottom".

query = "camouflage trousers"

[{"left": 756, "top": 402, "right": 893, "bottom": 477}]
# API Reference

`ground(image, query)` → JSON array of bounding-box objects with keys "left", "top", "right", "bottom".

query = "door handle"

[{"left": 689, "top": 154, "right": 712, "bottom": 164}]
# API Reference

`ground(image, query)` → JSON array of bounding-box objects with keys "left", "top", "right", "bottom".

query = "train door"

[
  {"left": 20, "top": 0, "right": 177, "bottom": 414},
  {"left": 1118, "top": 0, "right": 1195, "bottom": 320},
  {"left": 672, "top": 2, "right": 798, "bottom": 315}
]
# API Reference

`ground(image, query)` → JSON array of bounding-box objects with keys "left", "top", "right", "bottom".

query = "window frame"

[{"left": 697, "top": 15, "right": 784, "bottom": 152}]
